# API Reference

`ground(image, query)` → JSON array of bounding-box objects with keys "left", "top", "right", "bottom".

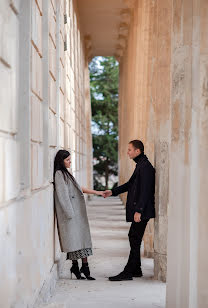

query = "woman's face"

[{"left": 64, "top": 155, "right": 71, "bottom": 169}]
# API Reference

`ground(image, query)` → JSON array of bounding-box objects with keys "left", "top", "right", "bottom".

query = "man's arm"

[
  {"left": 105, "top": 165, "right": 138, "bottom": 198},
  {"left": 111, "top": 181, "right": 129, "bottom": 196},
  {"left": 103, "top": 181, "right": 129, "bottom": 198}
]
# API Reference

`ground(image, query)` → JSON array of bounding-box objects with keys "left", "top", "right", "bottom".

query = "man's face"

[{"left": 127, "top": 143, "right": 141, "bottom": 159}]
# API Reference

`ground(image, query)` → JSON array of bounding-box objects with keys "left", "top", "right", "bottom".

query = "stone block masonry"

[{"left": 0, "top": 1, "right": 92, "bottom": 307}]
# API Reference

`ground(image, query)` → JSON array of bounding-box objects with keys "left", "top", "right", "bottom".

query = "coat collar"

[
  {"left": 68, "top": 173, "right": 83, "bottom": 194},
  {"left": 133, "top": 153, "right": 147, "bottom": 165}
]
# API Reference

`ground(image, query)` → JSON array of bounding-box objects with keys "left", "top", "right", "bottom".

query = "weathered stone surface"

[
  {"left": 31, "top": 45, "right": 43, "bottom": 99},
  {"left": 0, "top": 1, "right": 93, "bottom": 307},
  {"left": 0, "top": 61, "right": 17, "bottom": 134},
  {"left": 31, "top": 0, "right": 43, "bottom": 55},
  {"left": 39, "top": 304, "right": 66, "bottom": 308},
  {"left": 34, "top": 264, "right": 58, "bottom": 308},
  {"left": 154, "top": 215, "right": 168, "bottom": 256},
  {"left": 59, "top": 89, "right": 65, "bottom": 120},
  {"left": 49, "top": 76, "right": 57, "bottom": 113},
  {"left": 154, "top": 252, "right": 167, "bottom": 283},
  {"left": 49, "top": 1, "right": 56, "bottom": 46},
  {"left": 49, "top": 110, "right": 57, "bottom": 147},
  {"left": 31, "top": 142, "right": 44, "bottom": 190},
  {"left": 0, "top": 0, "right": 19, "bottom": 67},
  {"left": 155, "top": 141, "right": 169, "bottom": 217},
  {"left": 59, "top": 119, "right": 65, "bottom": 148},
  {"left": 31, "top": 96, "right": 43, "bottom": 143}
]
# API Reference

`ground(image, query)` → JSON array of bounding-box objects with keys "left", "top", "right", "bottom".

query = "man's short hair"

[{"left": 129, "top": 140, "right": 144, "bottom": 153}]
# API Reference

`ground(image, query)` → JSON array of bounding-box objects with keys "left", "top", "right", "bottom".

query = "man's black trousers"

[{"left": 124, "top": 219, "right": 149, "bottom": 274}]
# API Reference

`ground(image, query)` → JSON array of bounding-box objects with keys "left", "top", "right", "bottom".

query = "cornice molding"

[
  {"left": 115, "top": 8, "right": 133, "bottom": 62},
  {"left": 84, "top": 34, "right": 93, "bottom": 61}
]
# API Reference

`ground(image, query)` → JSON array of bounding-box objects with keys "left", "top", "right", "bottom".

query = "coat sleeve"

[
  {"left": 55, "top": 171, "right": 75, "bottom": 219},
  {"left": 134, "top": 166, "right": 155, "bottom": 214},
  {"left": 111, "top": 165, "right": 138, "bottom": 196},
  {"left": 111, "top": 181, "right": 129, "bottom": 196}
]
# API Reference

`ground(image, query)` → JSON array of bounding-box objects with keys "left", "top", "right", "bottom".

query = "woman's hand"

[
  {"left": 103, "top": 190, "right": 112, "bottom": 198},
  {"left": 95, "top": 191, "right": 105, "bottom": 197}
]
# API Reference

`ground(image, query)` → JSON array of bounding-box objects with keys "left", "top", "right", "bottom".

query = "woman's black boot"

[
  {"left": 70, "top": 261, "right": 85, "bottom": 280},
  {"left": 80, "top": 262, "right": 96, "bottom": 280}
]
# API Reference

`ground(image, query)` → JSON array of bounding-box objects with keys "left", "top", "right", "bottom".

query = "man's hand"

[
  {"left": 103, "top": 190, "right": 112, "bottom": 198},
  {"left": 134, "top": 212, "right": 141, "bottom": 223}
]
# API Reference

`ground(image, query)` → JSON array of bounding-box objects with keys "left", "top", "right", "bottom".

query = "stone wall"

[{"left": 0, "top": 1, "right": 92, "bottom": 307}]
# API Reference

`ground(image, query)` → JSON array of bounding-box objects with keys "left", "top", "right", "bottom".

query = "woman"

[{"left": 54, "top": 149, "right": 103, "bottom": 280}]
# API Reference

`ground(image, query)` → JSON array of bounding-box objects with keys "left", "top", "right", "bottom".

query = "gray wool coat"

[{"left": 54, "top": 170, "right": 92, "bottom": 252}]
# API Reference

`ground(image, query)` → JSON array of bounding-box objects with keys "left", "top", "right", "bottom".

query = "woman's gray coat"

[{"left": 54, "top": 170, "right": 92, "bottom": 252}]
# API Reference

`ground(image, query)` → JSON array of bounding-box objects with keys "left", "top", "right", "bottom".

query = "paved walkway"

[{"left": 44, "top": 197, "right": 166, "bottom": 308}]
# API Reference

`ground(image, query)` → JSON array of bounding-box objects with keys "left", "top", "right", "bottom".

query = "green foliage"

[{"left": 89, "top": 57, "right": 119, "bottom": 190}]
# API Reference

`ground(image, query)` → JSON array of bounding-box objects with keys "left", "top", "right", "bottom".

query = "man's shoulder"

[{"left": 140, "top": 159, "right": 155, "bottom": 171}]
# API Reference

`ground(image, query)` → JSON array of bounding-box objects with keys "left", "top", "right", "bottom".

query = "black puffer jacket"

[{"left": 111, "top": 153, "right": 155, "bottom": 222}]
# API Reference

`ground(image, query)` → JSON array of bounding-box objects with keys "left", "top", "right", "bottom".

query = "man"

[{"left": 104, "top": 140, "right": 155, "bottom": 281}]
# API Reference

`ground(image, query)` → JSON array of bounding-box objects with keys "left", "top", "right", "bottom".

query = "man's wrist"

[{"left": 111, "top": 189, "right": 115, "bottom": 196}]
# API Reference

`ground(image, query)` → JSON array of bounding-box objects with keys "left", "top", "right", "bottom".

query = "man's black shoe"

[
  {"left": 132, "top": 267, "right": 143, "bottom": 277},
  {"left": 109, "top": 271, "right": 133, "bottom": 281},
  {"left": 133, "top": 270, "right": 143, "bottom": 277}
]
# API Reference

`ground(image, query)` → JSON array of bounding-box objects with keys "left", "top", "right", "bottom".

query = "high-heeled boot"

[
  {"left": 70, "top": 261, "right": 86, "bottom": 280},
  {"left": 80, "top": 262, "right": 96, "bottom": 280}
]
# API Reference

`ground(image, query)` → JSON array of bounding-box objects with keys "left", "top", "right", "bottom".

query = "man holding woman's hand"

[
  {"left": 102, "top": 140, "right": 155, "bottom": 281},
  {"left": 54, "top": 139, "right": 155, "bottom": 282}
]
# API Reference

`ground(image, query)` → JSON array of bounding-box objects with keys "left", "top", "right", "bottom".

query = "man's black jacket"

[{"left": 111, "top": 153, "right": 155, "bottom": 222}]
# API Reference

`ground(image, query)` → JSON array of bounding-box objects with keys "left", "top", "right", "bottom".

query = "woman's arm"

[{"left": 81, "top": 187, "right": 104, "bottom": 197}]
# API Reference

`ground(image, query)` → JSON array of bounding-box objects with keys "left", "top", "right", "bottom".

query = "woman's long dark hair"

[{"left": 53, "top": 150, "right": 73, "bottom": 183}]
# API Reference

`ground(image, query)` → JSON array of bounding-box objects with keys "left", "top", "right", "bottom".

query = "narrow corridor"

[
  {"left": 1, "top": 1, "right": 207, "bottom": 306},
  {"left": 41, "top": 197, "right": 166, "bottom": 308}
]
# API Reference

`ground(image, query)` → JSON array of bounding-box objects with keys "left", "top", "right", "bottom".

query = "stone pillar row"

[{"left": 118, "top": 1, "right": 208, "bottom": 307}]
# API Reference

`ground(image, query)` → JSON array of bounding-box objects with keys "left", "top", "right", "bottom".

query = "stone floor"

[{"left": 42, "top": 197, "right": 166, "bottom": 308}]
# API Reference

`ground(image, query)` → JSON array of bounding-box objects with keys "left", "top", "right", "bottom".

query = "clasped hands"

[
  {"left": 95, "top": 190, "right": 112, "bottom": 198},
  {"left": 96, "top": 190, "right": 141, "bottom": 223}
]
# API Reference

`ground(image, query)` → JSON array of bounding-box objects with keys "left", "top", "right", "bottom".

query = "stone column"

[
  {"left": 197, "top": 2, "right": 208, "bottom": 305},
  {"left": 153, "top": 0, "right": 172, "bottom": 282},
  {"left": 84, "top": 62, "right": 93, "bottom": 190},
  {"left": 166, "top": 0, "right": 208, "bottom": 306},
  {"left": 118, "top": 0, "right": 155, "bottom": 258}
]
